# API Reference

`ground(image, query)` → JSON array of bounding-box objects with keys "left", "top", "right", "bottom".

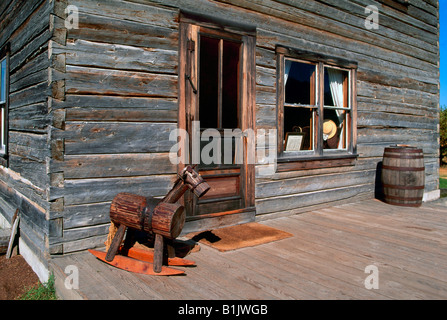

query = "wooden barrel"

[
  {"left": 381, "top": 146, "right": 425, "bottom": 207},
  {"left": 109, "top": 193, "right": 185, "bottom": 239}
]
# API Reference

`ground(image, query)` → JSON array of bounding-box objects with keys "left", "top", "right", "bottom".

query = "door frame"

[{"left": 178, "top": 14, "right": 256, "bottom": 233}]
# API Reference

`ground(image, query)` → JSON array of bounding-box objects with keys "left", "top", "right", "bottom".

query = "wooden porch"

[{"left": 50, "top": 198, "right": 447, "bottom": 300}]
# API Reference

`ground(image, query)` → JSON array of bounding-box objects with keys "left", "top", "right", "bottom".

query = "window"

[
  {"left": 199, "top": 35, "right": 241, "bottom": 130},
  {"left": 277, "top": 46, "right": 357, "bottom": 169},
  {"left": 0, "top": 45, "right": 9, "bottom": 161},
  {"left": 197, "top": 30, "right": 243, "bottom": 167},
  {"left": 283, "top": 59, "right": 317, "bottom": 152}
]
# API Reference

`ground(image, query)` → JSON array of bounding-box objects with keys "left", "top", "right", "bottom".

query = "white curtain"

[{"left": 327, "top": 68, "right": 345, "bottom": 149}]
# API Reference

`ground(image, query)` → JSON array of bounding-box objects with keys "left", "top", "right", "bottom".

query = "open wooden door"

[{"left": 179, "top": 17, "right": 256, "bottom": 232}]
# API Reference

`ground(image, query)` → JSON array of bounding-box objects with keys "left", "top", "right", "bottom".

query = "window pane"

[
  {"left": 284, "top": 106, "right": 314, "bottom": 151},
  {"left": 0, "top": 107, "right": 4, "bottom": 150},
  {"left": 199, "top": 132, "right": 241, "bottom": 167},
  {"left": 0, "top": 58, "right": 6, "bottom": 103},
  {"left": 222, "top": 39, "right": 240, "bottom": 129},
  {"left": 199, "top": 36, "right": 219, "bottom": 129},
  {"left": 323, "top": 109, "right": 347, "bottom": 150},
  {"left": 285, "top": 60, "right": 316, "bottom": 105},
  {"left": 324, "top": 67, "right": 349, "bottom": 108}
]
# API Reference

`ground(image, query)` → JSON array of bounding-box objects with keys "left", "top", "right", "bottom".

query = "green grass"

[
  {"left": 17, "top": 273, "right": 57, "bottom": 300},
  {"left": 440, "top": 178, "right": 447, "bottom": 189}
]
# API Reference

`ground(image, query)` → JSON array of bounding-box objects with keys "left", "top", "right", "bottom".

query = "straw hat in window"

[{"left": 323, "top": 120, "right": 337, "bottom": 141}]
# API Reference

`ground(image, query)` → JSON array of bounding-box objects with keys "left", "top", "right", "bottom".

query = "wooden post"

[
  {"left": 6, "top": 209, "right": 20, "bottom": 259},
  {"left": 153, "top": 233, "right": 164, "bottom": 273},
  {"left": 105, "top": 224, "right": 126, "bottom": 262}
]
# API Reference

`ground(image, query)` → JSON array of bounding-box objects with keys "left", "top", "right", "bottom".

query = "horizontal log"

[
  {"left": 56, "top": 122, "right": 177, "bottom": 155},
  {"left": 357, "top": 97, "right": 438, "bottom": 116},
  {"left": 57, "top": 39, "right": 178, "bottom": 74},
  {"left": 0, "top": 179, "right": 48, "bottom": 231},
  {"left": 9, "top": 81, "right": 49, "bottom": 109},
  {"left": 51, "top": 94, "right": 178, "bottom": 111},
  {"left": 357, "top": 144, "right": 438, "bottom": 159},
  {"left": 357, "top": 81, "right": 438, "bottom": 108},
  {"left": 256, "top": 86, "right": 276, "bottom": 105},
  {"left": 256, "top": 183, "right": 373, "bottom": 214},
  {"left": 63, "top": 202, "right": 110, "bottom": 229},
  {"left": 9, "top": 29, "right": 51, "bottom": 74},
  {"left": 256, "top": 169, "right": 375, "bottom": 199},
  {"left": 9, "top": 68, "right": 47, "bottom": 94},
  {"left": 51, "top": 153, "right": 176, "bottom": 179},
  {"left": 8, "top": 131, "right": 50, "bottom": 161},
  {"left": 255, "top": 104, "right": 276, "bottom": 129},
  {"left": 357, "top": 69, "right": 438, "bottom": 95},
  {"left": 357, "top": 111, "right": 437, "bottom": 130},
  {"left": 9, "top": 102, "right": 51, "bottom": 133},
  {"left": 62, "top": 224, "right": 109, "bottom": 244},
  {"left": 256, "top": 47, "right": 277, "bottom": 68},
  {"left": 62, "top": 234, "right": 108, "bottom": 253},
  {"left": 256, "top": 65, "right": 276, "bottom": 88},
  {"left": 65, "top": 107, "right": 177, "bottom": 123},
  {"left": 8, "top": 155, "right": 48, "bottom": 190},
  {"left": 9, "top": 49, "right": 49, "bottom": 87},
  {"left": 64, "top": 65, "right": 178, "bottom": 98},
  {"left": 71, "top": 0, "right": 179, "bottom": 30},
  {"left": 357, "top": 128, "right": 437, "bottom": 144},
  {"left": 68, "top": 12, "right": 178, "bottom": 50},
  {"left": 50, "top": 175, "right": 176, "bottom": 205}
]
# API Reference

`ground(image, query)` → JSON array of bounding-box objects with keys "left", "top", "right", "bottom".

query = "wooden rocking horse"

[{"left": 89, "top": 165, "right": 210, "bottom": 276}]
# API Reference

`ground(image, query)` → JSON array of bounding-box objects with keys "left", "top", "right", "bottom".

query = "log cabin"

[{"left": 0, "top": 0, "right": 440, "bottom": 281}]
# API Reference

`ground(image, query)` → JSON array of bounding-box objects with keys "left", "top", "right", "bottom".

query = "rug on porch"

[{"left": 185, "top": 222, "right": 293, "bottom": 252}]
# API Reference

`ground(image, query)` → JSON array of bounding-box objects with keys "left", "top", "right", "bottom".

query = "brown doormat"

[{"left": 185, "top": 222, "right": 293, "bottom": 252}]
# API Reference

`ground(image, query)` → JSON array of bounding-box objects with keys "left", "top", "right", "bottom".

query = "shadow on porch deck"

[{"left": 50, "top": 198, "right": 447, "bottom": 300}]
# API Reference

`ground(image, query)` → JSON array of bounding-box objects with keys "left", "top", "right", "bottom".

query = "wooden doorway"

[{"left": 179, "top": 17, "right": 256, "bottom": 232}]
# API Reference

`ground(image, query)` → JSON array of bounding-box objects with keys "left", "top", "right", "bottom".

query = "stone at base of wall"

[
  {"left": 423, "top": 189, "right": 440, "bottom": 202},
  {"left": 1, "top": 213, "right": 49, "bottom": 284},
  {"left": 18, "top": 238, "right": 49, "bottom": 284}
]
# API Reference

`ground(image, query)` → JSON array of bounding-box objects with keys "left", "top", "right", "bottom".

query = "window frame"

[
  {"left": 0, "top": 43, "right": 9, "bottom": 166},
  {"left": 276, "top": 45, "right": 358, "bottom": 171}
]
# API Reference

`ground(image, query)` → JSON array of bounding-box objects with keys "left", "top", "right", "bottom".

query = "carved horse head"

[{"left": 179, "top": 165, "right": 210, "bottom": 198}]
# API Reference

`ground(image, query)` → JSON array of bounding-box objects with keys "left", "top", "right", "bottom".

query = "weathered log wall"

[
  {"left": 47, "top": 0, "right": 180, "bottom": 253},
  {"left": 0, "top": 0, "right": 440, "bottom": 257},
  {"left": 0, "top": 0, "right": 57, "bottom": 269}
]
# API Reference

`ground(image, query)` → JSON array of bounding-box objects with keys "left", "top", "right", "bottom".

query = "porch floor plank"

[{"left": 50, "top": 199, "right": 447, "bottom": 300}]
